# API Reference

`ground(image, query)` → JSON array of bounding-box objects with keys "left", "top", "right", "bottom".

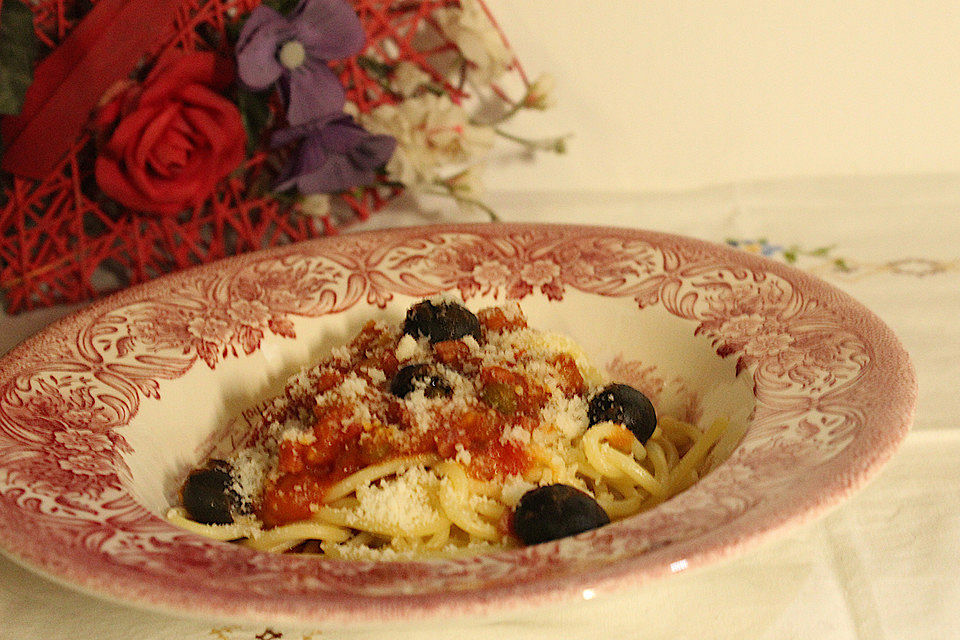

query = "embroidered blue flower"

[{"left": 726, "top": 238, "right": 785, "bottom": 258}]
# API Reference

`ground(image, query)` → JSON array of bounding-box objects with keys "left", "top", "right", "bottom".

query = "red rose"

[{"left": 94, "top": 52, "right": 247, "bottom": 216}]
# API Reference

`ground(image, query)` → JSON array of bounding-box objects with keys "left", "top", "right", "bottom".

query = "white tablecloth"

[{"left": 2, "top": 174, "right": 958, "bottom": 639}]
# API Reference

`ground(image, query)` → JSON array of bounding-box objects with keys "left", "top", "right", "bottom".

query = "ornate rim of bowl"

[{"left": 0, "top": 223, "right": 916, "bottom": 626}]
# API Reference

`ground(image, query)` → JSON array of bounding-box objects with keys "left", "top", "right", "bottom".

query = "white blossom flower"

[
  {"left": 523, "top": 73, "right": 555, "bottom": 110},
  {"left": 359, "top": 93, "right": 494, "bottom": 188},
  {"left": 299, "top": 192, "right": 331, "bottom": 218},
  {"left": 436, "top": 0, "right": 514, "bottom": 83},
  {"left": 445, "top": 166, "right": 485, "bottom": 199},
  {"left": 392, "top": 61, "right": 432, "bottom": 97},
  {"left": 444, "top": 166, "right": 487, "bottom": 214}
]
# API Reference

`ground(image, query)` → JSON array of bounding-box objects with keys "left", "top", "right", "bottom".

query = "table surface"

[{"left": 1, "top": 174, "right": 957, "bottom": 639}]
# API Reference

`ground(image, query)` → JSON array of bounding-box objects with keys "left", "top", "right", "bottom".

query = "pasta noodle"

[{"left": 167, "top": 299, "right": 738, "bottom": 559}]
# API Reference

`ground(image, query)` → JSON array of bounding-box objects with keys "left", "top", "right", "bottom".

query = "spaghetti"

[{"left": 168, "top": 298, "right": 735, "bottom": 559}]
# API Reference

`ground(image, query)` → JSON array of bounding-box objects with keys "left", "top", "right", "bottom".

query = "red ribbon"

[{"left": 1, "top": 0, "right": 184, "bottom": 180}]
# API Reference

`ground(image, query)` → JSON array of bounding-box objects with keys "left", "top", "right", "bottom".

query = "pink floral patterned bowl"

[{"left": 0, "top": 223, "right": 915, "bottom": 626}]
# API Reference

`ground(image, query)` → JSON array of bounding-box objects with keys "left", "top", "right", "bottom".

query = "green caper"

[{"left": 480, "top": 381, "right": 518, "bottom": 415}]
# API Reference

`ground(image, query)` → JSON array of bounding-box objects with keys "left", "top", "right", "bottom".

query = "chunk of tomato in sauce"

[
  {"left": 470, "top": 438, "right": 531, "bottom": 481},
  {"left": 478, "top": 306, "right": 528, "bottom": 334},
  {"left": 551, "top": 353, "right": 586, "bottom": 397},
  {"left": 431, "top": 406, "right": 533, "bottom": 480},
  {"left": 347, "top": 321, "right": 400, "bottom": 378},
  {"left": 260, "top": 471, "right": 326, "bottom": 528},
  {"left": 307, "top": 405, "right": 364, "bottom": 467},
  {"left": 432, "top": 407, "right": 498, "bottom": 458},
  {"left": 480, "top": 365, "right": 548, "bottom": 416},
  {"left": 432, "top": 339, "right": 477, "bottom": 372}
]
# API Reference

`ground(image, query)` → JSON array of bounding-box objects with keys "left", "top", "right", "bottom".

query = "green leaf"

[
  {"left": 262, "top": 0, "right": 301, "bottom": 15},
  {"left": 236, "top": 86, "right": 274, "bottom": 155},
  {"left": 0, "top": 0, "right": 40, "bottom": 116},
  {"left": 357, "top": 55, "right": 395, "bottom": 79},
  {"left": 833, "top": 258, "right": 852, "bottom": 272}
]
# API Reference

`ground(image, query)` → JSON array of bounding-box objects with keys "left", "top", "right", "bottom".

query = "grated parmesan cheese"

[
  {"left": 454, "top": 443, "right": 472, "bottom": 465},
  {"left": 500, "top": 424, "right": 531, "bottom": 446},
  {"left": 501, "top": 473, "right": 536, "bottom": 507},
  {"left": 394, "top": 333, "right": 422, "bottom": 362},
  {"left": 541, "top": 394, "right": 589, "bottom": 440},
  {"left": 351, "top": 466, "right": 440, "bottom": 530},
  {"left": 202, "top": 299, "right": 622, "bottom": 559}
]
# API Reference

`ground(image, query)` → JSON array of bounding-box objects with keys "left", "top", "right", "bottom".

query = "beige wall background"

[{"left": 483, "top": 1, "right": 960, "bottom": 192}]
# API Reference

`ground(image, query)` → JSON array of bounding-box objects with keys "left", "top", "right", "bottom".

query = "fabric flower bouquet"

[{"left": 0, "top": 0, "right": 562, "bottom": 311}]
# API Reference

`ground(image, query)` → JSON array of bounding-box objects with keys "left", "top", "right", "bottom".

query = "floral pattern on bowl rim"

[{"left": 0, "top": 223, "right": 916, "bottom": 626}]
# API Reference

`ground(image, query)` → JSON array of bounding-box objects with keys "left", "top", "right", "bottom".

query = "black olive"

[
  {"left": 181, "top": 460, "right": 241, "bottom": 525},
  {"left": 402, "top": 299, "right": 481, "bottom": 344},
  {"left": 587, "top": 383, "right": 658, "bottom": 444},
  {"left": 513, "top": 484, "right": 610, "bottom": 545},
  {"left": 390, "top": 363, "right": 453, "bottom": 398}
]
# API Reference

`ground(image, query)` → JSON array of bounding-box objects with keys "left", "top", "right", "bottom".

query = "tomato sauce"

[{"left": 257, "top": 308, "right": 585, "bottom": 528}]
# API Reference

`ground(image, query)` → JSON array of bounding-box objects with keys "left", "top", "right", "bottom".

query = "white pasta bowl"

[{"left": 0, "top": 223, "right": 915, "bottom": 626}]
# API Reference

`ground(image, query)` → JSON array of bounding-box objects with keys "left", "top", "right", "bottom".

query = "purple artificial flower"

[
  {"left": 236, "top": 0, "right": 365, "bottom": 125},
  {"left": 272, "top": 113, "right": 396, "bottom": 194}
]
